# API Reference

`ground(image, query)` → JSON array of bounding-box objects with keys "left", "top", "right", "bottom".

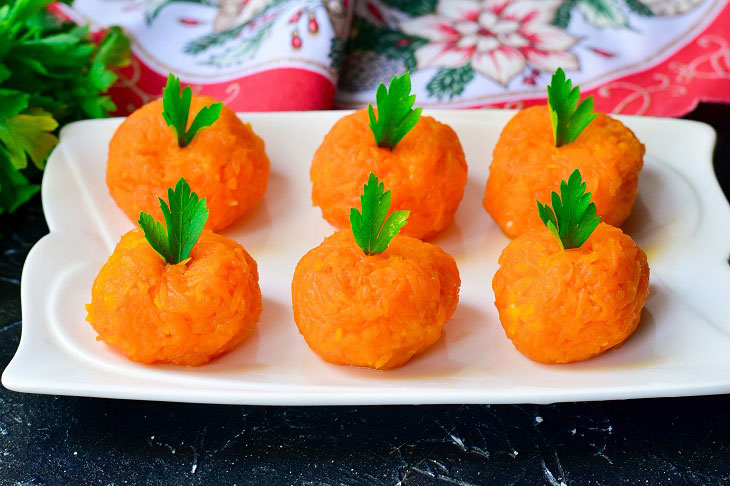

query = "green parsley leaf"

[
  {"left": 2, "top": 0, "right": 47, "bottom": 32},
  {"left": 78, "top": 92, "right": 117, "bottom": 119},
  {"left": 88, "top": 26, "right": 131, "bottom": 92},
  {"left": 0, "top": 88, "right": 29, "bottom": 123},
  {"left": 367, "top": 72, "right": 422, "bottom": 150},
  {"left": 547, "top": 67, "right": 597, "bottom": 147},
  {"left": 138, "top": 178, "right": 209, "bottom": 264},
  {"left": 161, "top": 73, "right": 222, "bottom": 148},
  {"left": 536, "top": 169, "right": 601, "bottom": 250},
  {"left": 0, "top": 64, "right": 11, "bottom": 83},
  {"left": 0, "top": 107, "right": 58, "bottom": 169},
  {"left": 350, "top": 173, "right": 410, "bottom": 255},
  {"left": 93, "top": 26, "right": 131, "bottom": 69},
  {"left": 0, "top": 147, "right": 38, "bottom": 214},
  {"left": 186, "top": 103, "right": 223, "bottom": 142},
  {"left": 138, "top": 212, "right": 170, "bottom": 262},
  {"left": 13, "top": 28, "right": 96, "bottom": 68}
]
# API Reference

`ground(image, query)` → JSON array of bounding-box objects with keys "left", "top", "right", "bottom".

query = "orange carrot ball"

[
  {"left": 107, "top": 97, "right": 269, "bottom": 231},
  {"left": 484, "top": 105, "right": 644, "bottom": 238},
  {"left": 86, "top": 229, "right": 262, "bottom": 366},
  {"left": 291, "top": 230, "right": 460, "bottom": 369},
  {"left": 311, "top": 110, "right": 467, "bottom": 240},
  {"left": 492, "top": 223, "right": 649, "bottom": 364}
]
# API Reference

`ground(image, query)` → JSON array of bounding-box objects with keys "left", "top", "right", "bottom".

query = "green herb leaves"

[
  {"left": 138, "top": 178, "right": 209, "bottom": 264},
  {"left": 537, "top": 169, "right": 601, "bottom": 250},
  {"left": 0, "top": 107, "right": 58, "bottom": 169},
  {"left": 162, "top": 73, "right": 222, "bottom": 148},
  {"left": 547, "top": 68, "right": 597, "bottom": 147},
  {"left": 368, "top": 72, "right": 422, "bottom": 150},
  {"left": 88, "top": 26, "right": 131, "bottom": 98},
  {"left": 350, "top": 173, "right": 410, "bottom": 255},
  {"left": 0, "top": 0, "right": 130, "bottom": 214}
]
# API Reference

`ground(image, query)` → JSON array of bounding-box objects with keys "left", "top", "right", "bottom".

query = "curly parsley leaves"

[
  {"left": 161, "top": 73, "right": 222, "bottom": 148},
  {"left": 138, "top": 178, "right": 209, "bottom": 264},
  {"left": 537, "top": 169, "right": 601, "bottom": 250},
  {"left": 547, "top": 68, "right": 597, "bottom": 147},
  {"left": 350, "top": 173, "right": 410, "bottom": 255},
  {"left": 368, "top": 72, "right": 422, "bottom": 150}
]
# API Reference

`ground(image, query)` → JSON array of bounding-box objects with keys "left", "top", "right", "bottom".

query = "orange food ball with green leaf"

[
  {"left": 87, "top": 179, "right": 262, "bottom": 366},
  {"left": 311, "top": 73, "right": 467, "bottom": 240},
  {"left": 484, "top": 68, "right": 644, "bottom": 239},
  {"left": 107, "top": 74, "right": 269, "bottom": 232},
  {"left": 492, "top": 170, "right": 649, "bottom": 364},
  {"left": 292, "top": 174, "right": 461, "bottom": 370}
]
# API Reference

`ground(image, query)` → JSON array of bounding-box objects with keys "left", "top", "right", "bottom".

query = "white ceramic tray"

[{"left": 3, "top": 110, "right": 728, "bottom": 405}]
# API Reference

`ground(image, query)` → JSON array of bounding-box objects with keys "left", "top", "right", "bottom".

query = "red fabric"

[
  {"left": 51, "top": 0, "right": 729, "bottom": 117},
  {"left": 488, "top": 0, "right": 730, "bottom": 116},
  {"left": 108, "top": 62, "right": 335, "bottom": 114},
  {"left": 48, "top": 1, "right": 344, "bottom": 114}
]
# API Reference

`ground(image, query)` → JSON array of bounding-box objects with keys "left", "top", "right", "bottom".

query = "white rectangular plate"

[{"left": 3, "top": 110, "right": 729, "bottom": 405}]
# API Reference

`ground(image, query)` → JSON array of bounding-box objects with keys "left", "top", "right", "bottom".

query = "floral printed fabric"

[
  {"left": 401, "top": 0, "right": 580, "bottom": 86},
  {"left": 60, "top": 0, "right": 729, "bottom": 115},
  {"left": 55, "top": 0, "right": 354, "bottom": 112},
  {"left": 337, "top": 0, "right": 730, "bottom": 115}
]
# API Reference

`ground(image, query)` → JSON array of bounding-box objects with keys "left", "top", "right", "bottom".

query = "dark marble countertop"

[{"left": 1, "top": 104, "right": 729, "bottom": 485}]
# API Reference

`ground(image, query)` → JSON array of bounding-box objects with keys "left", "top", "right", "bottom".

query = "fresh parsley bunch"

[{"left": 0, "top": 0, "right": 129, "bottom": 214}]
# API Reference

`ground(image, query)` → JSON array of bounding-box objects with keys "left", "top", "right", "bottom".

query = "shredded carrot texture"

[
  {"left": 87, "top": 229, "right": 262, "bottom": 366},
  {"left": 107, "top": 96, "right": 269, "bottom": 231},
  {"left": 492, "top": 223, "right": 649, "bottom": 364},
  {"left": 311, "top": 109, "right": 467, "bottom": 240},
  {"left": 292, "top": 231, "right": 460, "bottom": 369},
  {"left": 484, "top": 105, "right": 644, "bottom": 238}
]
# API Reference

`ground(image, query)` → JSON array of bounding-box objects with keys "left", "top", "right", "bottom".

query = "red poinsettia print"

[{"left": 400, "top": 0, "right": 579, "bottom": 86}]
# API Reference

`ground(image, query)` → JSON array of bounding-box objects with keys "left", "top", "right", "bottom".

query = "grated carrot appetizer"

[
  {"left": 86, "top": 179, "right": 262, "bottom": 366},
  {"left": 107, "top": 74, "right": 269, "bottom": 232},
  {"left": 483, "top": 69, "right": 644, "bottom": 239},
  {"left": 492, "top": 170, "right": 649, "bottom": 364},
  {"left": 311, "top": 73, "right": 467, "bottom": 240},
  {"left": 292, "top": 174, "right": 460, "bottom": 369}
]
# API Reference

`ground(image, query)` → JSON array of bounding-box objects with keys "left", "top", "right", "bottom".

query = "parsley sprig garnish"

[
  {"left": 350, "top": 173, "right": 410, "bottom": 255},
  {"left": 161, "top": 73, "right": 222, "bottom": 148},
  {"left": 547, "top": 68, "right": 597, "bottom": 147},
  {"left": 368, "top": 72, "right": 422, "bottom": 150},
  {"left": 537, "top": 169, "right": 601, "bottom": 250},
  {"left": 138, "top": 178, "right": 209, "bottom": 264}
]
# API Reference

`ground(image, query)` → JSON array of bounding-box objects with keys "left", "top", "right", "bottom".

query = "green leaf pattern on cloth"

[
  {"left": 426, "top": 65, "right": 475, "bottom": 101},
  {"left": 577, "top": 0, "right": 628, "bottom": 28},
  {"left": 336, "top": 0, "right": 689, "bottom": 106}
]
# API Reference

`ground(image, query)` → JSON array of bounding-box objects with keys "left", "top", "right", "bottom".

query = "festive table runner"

[
  {"left": 57, "top": 0, "right": 729, "bottom": 116},
  {"left": 337, "top": 0, "right": 730, "bottom": 115}
]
